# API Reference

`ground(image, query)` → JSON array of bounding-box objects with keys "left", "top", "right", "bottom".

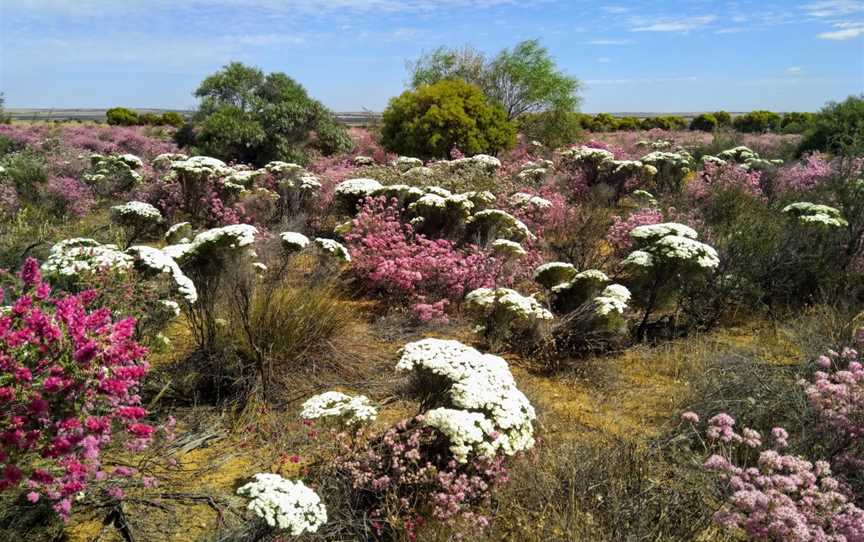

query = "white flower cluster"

[
  {"left": 393, "top": 156, "right": 424, "bottom": 172},
  {"left": 396, "top": 338, "right": 536, "bottom": 462},
  {"left": 84, "top": 154, "right": 143, "bottom": 186},
  {"left": 782, "top": 202, "right": 848, "bottom": 228},
  {"left": 334, "top": 178, "right": 383, "bottom": 199},
  {"left": 153, "top": 153, "right": 188, "bottom": 169},
  {"left": 466, "top": 209, "right": 535, "bottom": 242},
  {"left": 714, "top": 146, "right": 782, "bottom": 171},
  {"left": 314, "top": 238, "right": 351, "bottom": 262},
  {"left": 605, "top": 159, "right": 657, "bottom": 178},
  {"left": 110, "top": 201, "right": 163, "bottom": 223},
  {"left": 170, "top": 156, "right": 230, "bottom": 177},
  {"left": 509, "top": 192, "right": 552, "bottom": 210},
  {"left": 279, "top": 231, "right": 310, "bottom": 252},
  {"left": 448, "top": 154, "right": 501, "bottom": 173},
  {"left": 491, "top": 239, "right": 526, "bottom": 258},
  {"left": 424, "top": 408, "right": 498, "bottom": 463},
  {"left": 126, "top": 245, "right": 198, "bottom": 303},
  {"left": 639, "top": 150, "right": 693, "bottom": 172},
  {"left": 353, "top": 155, "right": 375, "bottom": 166},
  {"left": 594, "top": 284, "right": 631, "bottom": 316},
  {"left": 237, "top": 474, "right": 327, "bottom": 535},
  {"left": 533, "top": 261, "right": 578, "bottom": 289},
  {"left": 42, "top": 239, "right": 133, "bottom": 278},
  {"left": 166, "top": 224, "right": 258, "bottom": 264},
  {"left": 559, "top": 146, "right": 615, "bottom": 165},
  {"left": 165, "top": 222, "right": 193, "bottom": 244},
  {"left": 401, "top": 165, "right": 434, "bottom": 179},
  {"left": 299, "top": 391, "right": 377, "bottom": 425},
  {"left": 630, "top": 189, "right": 657, "bottom": 207},
  {"left": 465, "top": 287, "right": 554, "bottom": 325},
  {"left": 118, "top": 154, "right": 143, "bottom": 169},
  {"left": 624, "top": 222, "right": 719, "bottom": 270}
]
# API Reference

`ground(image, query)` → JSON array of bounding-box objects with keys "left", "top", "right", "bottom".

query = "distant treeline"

[
  {"left": 105, "top": 107, "right": 185, "bottom": 127},
  {"left": 557, "top": 110, "right": 815, "bottom": 134}
]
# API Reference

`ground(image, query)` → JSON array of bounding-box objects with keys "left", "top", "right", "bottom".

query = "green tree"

[
  {"left": 380, "top": 79, "right": 516, "bottom": 159},
  {"left": 517, "top": 110, "right": 582, "bottom": 147},
  {"left": 407, "top": 40, "right": 581, "bottom": 121},
  {"left": 106, "top": 107, "right": 140, "bottom": 126},
  {"left": 0, "top": 93, "right": 10, "bottom": 124},
  {"left": 160, "top": 111, "right": 185, "bottom": 128},
  {"left": 733, "top": 110, "right": 782, "bottom": 133},
  {"left": 591, "top": 113, "right": 619, "bottom": 132},
  {"left": 192, "top": 62, "right": 352, "bottom": 165},
  {"left": 690, "top": 113, "right": 718, "bottom": 132},
  {"left": 713, "top": 111, "right": 732, "bottom": 127},
  {"left": 798, "top": 95, "right": 864, "bottom": 156}
]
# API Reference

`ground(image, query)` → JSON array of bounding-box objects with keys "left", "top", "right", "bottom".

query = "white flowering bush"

[
  {"left": 533, "top": 261, "right": 578, "bottom": 289},
  {"left": 783, "top": 202, "right": 849, "bottom": 228},
  {"left": 393, "top": 156, "right": 424, "bottom": 172},
  {"left": 396, "top": 338, "right": 536, "bottom": 460},
  {"left": 279, "top": 231, "right": 310, "bottom": 254},
  {"left": 550, "top": 269, "right": 610, "bottom": 314},
  {"left": 464, "top": 287, "right": 553, "bottom": 349},
  {"left": 299, "top": 391, "right": 377, "bottom": 427},
  {"left": 237, "top": 474, "right": 326, "bottom": 535},
  {"left": 41, "top": 238, "right": 133, "bottom": 284},
  {"left": 110, "top": 201, "right": 165, "bottom": 246},
  {"left": 639, "top": 150, "right": 693, "bottom": 194},
  {"left": 623, "top": 222, "right": 719, "bottom": 340},
  {"left": 491, "top": 239, "right": 526, "bottom": 258},
  {"left": 465, "top": 209, "right": 535, "bottom": 244},
  {"left": 83, "top": 153, "right": 143, "bottom": 195},
  {"left": 164, "top": 221, "right": 193, "bottom": 244},
  {"left": 313, "top": 237, "right": 351, "bottom": 264},
  {"left": 334, "top": 178, "right": 383, "bottom": 214},
  {"left": 407, "top": 191, "right": 475, "bottom": 235}
]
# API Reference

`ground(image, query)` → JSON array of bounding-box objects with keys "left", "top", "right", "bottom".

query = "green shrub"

[
  {"left": 139, "top": 112, "right": 162, "bottom": 125},
  {"left": 1, "top": 151, "right": 47, "bottom": 200},
  {"left": 160, "top": 111, "right": 185, "bottom": 127},
  {"left": 591, "top": 113, "right": 619, "bottom": 132},
  {"left": 781, "top": 112, "right": 814, "bottom": 134},
  {"left": 192, "top": 62, "right": 352, "bottom": 166},
  {"left": 105, "top": 107, "right": 140, "bottom": 126},
  {"left": 732, "top": 110, "right": 782, "bottom": 133},
  {"left": 517, "top": 109, "right": 582, "bottom": 148},
  {"left": 689, "top": 113, "right": 717, "bottom": 132},
  {"left": 380, "top": 79, "right": 516, "bottom": 159},
  {"left": 713, "top": 110, "right": 732, "bottom": 127},
  {"left": 640, "top": 116, "right": 687, "bottom": 131},
  {"left": 798, "top": 95, "right": 864, "bottom": 156},
  {"left": 616, "top": 116, "right": 641, "bottom": 131}
]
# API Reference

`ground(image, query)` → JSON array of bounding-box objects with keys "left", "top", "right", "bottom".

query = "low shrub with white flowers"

[{"left": 237, "top": 473, "right": 327, "bottom": 535}]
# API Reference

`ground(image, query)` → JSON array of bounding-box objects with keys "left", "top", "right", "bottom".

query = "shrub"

[
  {"left": 733, "top": 110, "right": 782, "bottom": 133},
  {"left": 689, "top": 113, "right": 717, "bottom": 132},
  {"left": 2, "top": 152, "right": 47, "bottom": 200},
  {"left": 43, "top": 176, "right": 95, "bottom": 218},
  {"left": 641, "top": 116, "right": 687, "bottom": 131},
  {"left": 798, "top": 95, "right": 864, "bottom": 156},
  {"left": 0, "top": 259, "right": 153, "bottom": 519},
  {"left": 713, "top": 110, "right": 732, "bottom": 127},
  {"left": 380, "top": 79, "right": 516, "bottom": 159},
  {"left": 105, "top": 107, "right": 140, "bottom": 126},
  {"left": 781, "top": 111, "right": 815, "bottom": 134},
  {"left": 159, "top": 111, "right": 185, "bottom": 128},
  {"left": 192, "top": 62, "right": 352, "bottom": 166},
  {"left": 516, "top": 110, "right": 582, "bottom": 148}
]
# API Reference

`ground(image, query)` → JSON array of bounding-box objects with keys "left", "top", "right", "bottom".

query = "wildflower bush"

[{"left": 0, "top": 259, "right": 153, "bottom": 519}]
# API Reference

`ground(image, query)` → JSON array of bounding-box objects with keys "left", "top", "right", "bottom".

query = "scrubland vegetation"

[{"left": 0, "top": 48, "right": 863, "bottom": 541}]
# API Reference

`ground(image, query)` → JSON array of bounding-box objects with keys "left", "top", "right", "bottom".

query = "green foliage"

[
  {"left": 1, "top": 151, "right": 47, "bottom": 200},
  {"left": 616, "top": 116, "right": 641, "bottom": 131},
  {"left": 105, "top": 107, "right": 140, "bottom": 126},
  {"left": 732, "top": 110, "right": 782, "bottom": 133},
  {"left": 191, "top": 62, "right": 353, "bottom": 166},
  {"left": 160, "top": 111, "right": 185, "bottom": 127},
  {"left": 641, "top": 116, "right": 687, "bottom": 131},
  {"left": 0, "top": 94, "right": 10, "bottom": 124},
  {"left": 798, "top": 95, "right": 864, "bottom": 156},
  {"left": 380, "top": 79, "right": 516, "bottom": 159},
  {"left": 407, "top": 40, "right": 581, "bottom": 120},
  {"left": 591, "top": 113, "right": 620, "bottom": 132},
  {"left": 689, "top": 113, "right": 717, "bottom": 132},
  {"left": 713, "top": 110, "right": 732, "bottom": 126},
  {"left": 781, "top": 112, "right": 815, "bottom": 134},
  {"left": 517, "top": 110, "right": 583, "bottom": 148}
]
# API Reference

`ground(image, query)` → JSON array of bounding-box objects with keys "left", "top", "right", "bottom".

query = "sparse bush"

[
  {"left": 516, "top": 110, "right": 582, "bottom": 148},
  {"left": 733, "top": 110, "right": 782, "bottom": 133},
  {"left": 380, "top": 79, "right": 516, "bottom": 159}
]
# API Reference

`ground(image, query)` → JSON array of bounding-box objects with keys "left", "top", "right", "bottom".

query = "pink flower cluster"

[
  {"left": 688, "top": 162, "right": 764, "bottom": 202},
  {"left": 345, "top": 197, "right": 504, "bottom": 323},
  {"left": 775, "top": 152, "right": 833, "bottom": 195},
  {"left": 805, "top": 347, "right": 864, "bottom": 441},
  {"left": 336, "top": 416, "right": 506, "bottom": 539},
  {"left": 0, "top": 259, "right": 152, "bottom": 519},
  {"left": 0, "top": 125, "right": 177, "bottom": 160},
  {"left": 44, "top": 176, "right": 96, "bottom": 217},
  {"left": 607, "top": 208, "right": 664, "bottom": 252},
  {"left": 700, "top": 412, "right": 864, "bottom": 542}
]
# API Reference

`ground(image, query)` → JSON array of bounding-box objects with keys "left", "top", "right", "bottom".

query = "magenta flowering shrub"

[
  {"left": 0, "top": 259, "right": 153, "bottom": 519},
  {"left": 607, "top": 208, "right": 664, "bottom": 252},
  {"left": 43, "top": 176, "right": 95, "bottom": 217},
  {"left": 687, "top": 162, "right": 764, "bottom": 202},
  {"left": 697, "top": 412, "right": 864, "bottom": 542},
  {"left": 0, "top": 125, "right": 176, "bottom": 161},
  {"left": 775, "top": 153, "right": 833, "bottom": 195},
  {"left": 345, "top": 197, "right": 506, "bottom": 323},
  {"left": 334, "top": 416, "right": 508, "bottom": 539}
]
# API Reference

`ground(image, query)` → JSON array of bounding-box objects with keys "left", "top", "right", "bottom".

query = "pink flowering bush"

[
  {"left": 687, "top": 162, "right": 764, "bottom": 202},
  {"left": 805, "top": 346, "right": 864, "bottom": 461},
  {"left": 697, "top": 412, "right": 864, "bottom": 542},
  {"left": 43, "top": 176, "right": 95, "bottom": 218},
  {"left": 332, "top": 416, "right": 508, "bottom": 539},
  {"left": 0, "top": 259, "right": 153, "bottom": 519},
  {"left": 607, "top": 208, "right": 664, "bottom": 252},
  {"left": 775, "top": 152, "right": 833, "bottom": 195},
  {"left": 345, "top": 197, "right": 506, "bottom": 323}
]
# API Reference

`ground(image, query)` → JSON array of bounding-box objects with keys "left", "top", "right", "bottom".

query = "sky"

[{"left": 1, "top": 0, "right": 862, "bottom": 113}]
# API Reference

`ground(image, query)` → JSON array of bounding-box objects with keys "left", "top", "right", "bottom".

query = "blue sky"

[{"left": 1, "top": 0, "right": 862, "bottom": 113}]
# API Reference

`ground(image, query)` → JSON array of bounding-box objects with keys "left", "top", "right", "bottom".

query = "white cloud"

[
  {"left": 786, "top": 66, "right": 804, "bottom": 75},
  {"left": 630, "top": 15, "right": 717, "bottom": 33},
  {"left": 714, "top": 27, "right": 746, "bottom": 34},
  {"left": 818, "top": 21, "right": 864, "bottom": 39},
  {"left": 803, "top": 0, "right": 864, "bottom": 17}
]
